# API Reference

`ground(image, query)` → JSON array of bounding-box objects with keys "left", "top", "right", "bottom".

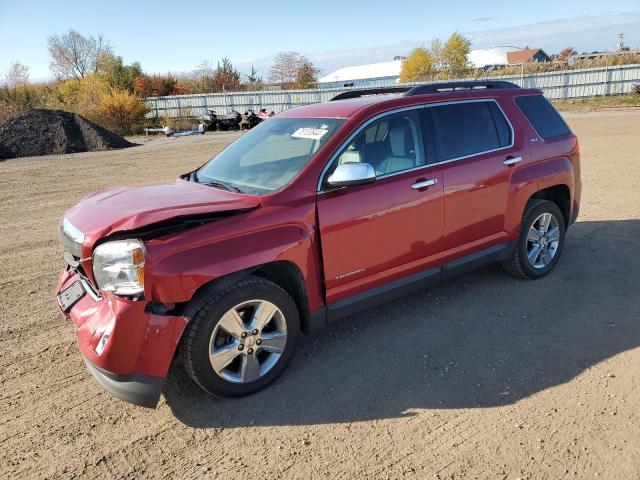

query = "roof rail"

[
  {"left": 330, "top": 87, "right": 410, "bottom": 101},
  {"left": 404, "top": 81, "right": 520, "bottom": 96}
]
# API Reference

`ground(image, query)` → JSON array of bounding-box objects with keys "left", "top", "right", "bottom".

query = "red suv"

[{"left": 56, "top": 81, "right": 581, "bottom": 407}]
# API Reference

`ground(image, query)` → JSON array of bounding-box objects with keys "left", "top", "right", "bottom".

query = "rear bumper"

[
  {"left": 56, "top": 268, "right": 189, "bottom": 408},
  {"left": 83, "top": 356, "right": 164, "bottom": 408}
]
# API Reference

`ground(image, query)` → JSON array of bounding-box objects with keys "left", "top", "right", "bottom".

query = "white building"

[
  {"left": 318, "top": 60, "right": 402, "bottom": 89},
  {"left": 468, "top": 46, "right": 523, "bottom": 69}
]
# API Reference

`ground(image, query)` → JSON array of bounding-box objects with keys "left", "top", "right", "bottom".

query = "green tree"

[
  {"left": 399, "top": 47, "right": 435, "bottom": 83},
  {"left": 441, "top": 32, "right": 472, "bottom": 78},
  {"left": 243, "top": 65, "right": 264, "bottom": 91},
  {"left": 96, "top": 53, "right": 142, "bottom": 92}
]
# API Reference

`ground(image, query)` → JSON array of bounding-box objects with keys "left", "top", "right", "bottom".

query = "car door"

[
  {"left": 316, "top": 108, "right": 444, "bottom": 304},
  {"left": 427, "top": 99, "right": 527, "bottom": 253}
]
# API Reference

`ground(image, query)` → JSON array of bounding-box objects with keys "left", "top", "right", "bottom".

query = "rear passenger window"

[
  {"left": 515, "top": 95, "right": 571, "bottom": 139},
  {"left": 430, "top": 101, "right": 511, "bottom": 161}
]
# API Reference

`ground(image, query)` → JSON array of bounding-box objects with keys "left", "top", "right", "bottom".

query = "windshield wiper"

[{"left": 202, "top": 180, "right": 244, "bottom": 194}]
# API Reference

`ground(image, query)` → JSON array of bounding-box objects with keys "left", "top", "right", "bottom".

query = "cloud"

[
  {"left": 217, "top": 12, "right": 640, "bottom": 80},
  {"left": 466, "top": 12, "right": 640, "bottom": 53}
]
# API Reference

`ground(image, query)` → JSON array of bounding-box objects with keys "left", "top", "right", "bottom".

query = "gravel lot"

[{"left": 1, "top": 111, "right": 639, "bottom": 479}]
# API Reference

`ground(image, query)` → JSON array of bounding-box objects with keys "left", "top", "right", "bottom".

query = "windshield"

[{"left": 195, "top": 117, "right": 345, "bottom": 195}]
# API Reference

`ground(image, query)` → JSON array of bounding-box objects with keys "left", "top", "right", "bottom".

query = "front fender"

[{"left": 143, "top": 202, "right": 324, "bottom": 313}]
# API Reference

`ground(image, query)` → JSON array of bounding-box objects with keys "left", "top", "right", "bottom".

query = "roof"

[
  {"left": 468, "top": 46, "right": 522, "bottom": 68},
  {"left": 506, "top": 48, "right": 546, "bottom": 64},
  {"left": 278, "top": 95, "right": 402, "bottom": 118},
  {"left": 318, "top": 60, "right": 402, "bottom": 83},
  {"left": 277, "top": 84, "right": 532, "bottom": 120}
]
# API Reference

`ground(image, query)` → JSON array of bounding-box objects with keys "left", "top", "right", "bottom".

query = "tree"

[
  {"left": 4, "top": 61, "right": 29, "bottom": 88},
  {"left": 295, "top": 59, "right": 318, "bottom": 89},
  {"left": 96, "top": 88, "right": 149, "bottom": 135},
  {"left": 399, "top": 47, "right": 435, "bottom": 83},
  {"left": 441, "top": 32, "right": 471, "bottom": 78},
  {"left": 212, "top": 57, "right": 240, "bottom": 92},
  {"left": 556, "top": 47, "right": 578, "bottom": 62},
  {"left": 96, "top": 53, "right": 142, "bottom": 92},
  {"left": 47, "top": 30, "right": 111, "bottom": 80},
  {"left": 243, "top": 65, "right": 264, "bottom": 91},
  {"left": 193, "top": 59, "right": 217, "bottom": 93},
  {"left": 268, "top": 51, "right": 317, "bottom": 89}
]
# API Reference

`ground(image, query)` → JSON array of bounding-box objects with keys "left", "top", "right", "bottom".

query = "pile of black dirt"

[{"left": 0, "top": 109, "right": 134, "bottom": 160}]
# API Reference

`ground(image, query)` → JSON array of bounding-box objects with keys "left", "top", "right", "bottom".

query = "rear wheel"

[
  {"left": 502, "top": 199, "right": 566, "bottom": 279},
  {"left": 181, "top": 276, "right": 300, "bottom": 397}
]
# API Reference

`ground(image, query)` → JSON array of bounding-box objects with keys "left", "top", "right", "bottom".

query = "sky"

[{"left": 1, "top": 0, "right": 639, "bottom": 81}]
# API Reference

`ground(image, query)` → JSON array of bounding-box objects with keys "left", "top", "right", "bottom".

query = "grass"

[{"left": 553, "top": 94, "right": 640, "bottom": 112}]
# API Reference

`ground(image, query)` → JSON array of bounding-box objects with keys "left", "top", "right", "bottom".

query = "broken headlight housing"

[{"left": 92, "top": 240, "right": 145, "bottom": 297}]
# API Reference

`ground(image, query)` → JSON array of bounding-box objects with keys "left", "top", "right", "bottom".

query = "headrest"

[
  {"left": 389, "top": 122, "right": 410, "bottom": 156},
  {"left": 339, "top": 149, "right": 362, "bottom": 164}
]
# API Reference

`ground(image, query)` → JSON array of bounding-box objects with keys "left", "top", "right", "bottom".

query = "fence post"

[{"left": 562, "top": 71, "right": 567, "bottom": 100}]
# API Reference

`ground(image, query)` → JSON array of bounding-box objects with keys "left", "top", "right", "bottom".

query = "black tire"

[
  {"left": 180, "top": 276, "right": 300, "bottom": 397},
  {"left": 502, "top": 199, "right": 566, "bottom": 279}
]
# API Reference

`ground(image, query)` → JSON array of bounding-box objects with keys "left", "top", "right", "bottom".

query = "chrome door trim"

[{"left": 317, "top": 98, "right": 516, "bottom": 193}]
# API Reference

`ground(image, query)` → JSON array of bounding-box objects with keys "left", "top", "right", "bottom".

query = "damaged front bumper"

[{"left": 56, "top": 268, "right": 188, "bottom": 408}]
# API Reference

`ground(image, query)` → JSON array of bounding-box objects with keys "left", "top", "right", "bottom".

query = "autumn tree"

[
  {"left": 212, "top": 57, "right": 240, "bottom": 92},
  {"left": 47, "top": 30, "right": 112, "bottom": 80},
  {"left": 400, "top": 47, "right": 435, "bottom": 83},
  {"left": 96, "top": 88, "right": 149, "bottom": 135},
  {"left": 295, "top": 59, "right": 318, "bottom": 89},
  {"left": 269, "top": 52, "right": 317, "bottom": 89},
  {"left": 441, "top": 31, "right": 472, "bottom": 79},
  {"left": 556, "top": 47, "right": 578, "bottom": 62}
]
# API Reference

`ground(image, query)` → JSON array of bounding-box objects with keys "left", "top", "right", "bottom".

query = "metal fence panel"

[{"left": 146, "top": 64, "right": 640, "bottom": 118}]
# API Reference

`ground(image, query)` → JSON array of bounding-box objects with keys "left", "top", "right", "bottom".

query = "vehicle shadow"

[{"left": 163, "top": 219, "right": 640, "bottom": 428}]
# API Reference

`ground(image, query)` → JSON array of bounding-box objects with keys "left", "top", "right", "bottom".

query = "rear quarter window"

[{"left": 515, "top": 95, "right": 571, "bottom": 139}]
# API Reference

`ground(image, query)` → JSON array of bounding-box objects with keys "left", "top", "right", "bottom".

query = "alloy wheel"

[
  {"left": 208, "top": 299, "right": 288, "bottom": 384},
  {"left": 526, "top": 212, "right": 561, "bottom": 269}
]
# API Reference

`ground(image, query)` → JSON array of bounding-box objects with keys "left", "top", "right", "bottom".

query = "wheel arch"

[
  {"left": 530, "top": 184, "right": 571, "bottom": 227},
  {"left": 176, "top": 260, "right": 315, "bottom": 334}
]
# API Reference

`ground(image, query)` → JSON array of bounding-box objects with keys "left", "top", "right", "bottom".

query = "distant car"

[{"left": 56, "top": 81, "right": 581, "bottom": 407}]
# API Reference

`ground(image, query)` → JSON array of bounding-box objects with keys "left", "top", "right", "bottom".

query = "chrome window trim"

[{"left": 317, "top": 98, "right": 515, "bottom": 193}]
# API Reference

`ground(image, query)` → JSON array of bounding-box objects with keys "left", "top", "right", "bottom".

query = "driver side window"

[{"left": 334, "top": 109, "right": 425, "bottom": 177}]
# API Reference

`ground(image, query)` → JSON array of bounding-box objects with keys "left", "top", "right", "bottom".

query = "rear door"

[
  {"left": 427, "top": 99, "right": 527, "bottom": 253},
  {"left": 316, "top": 108, "right": 444, "bottom": 304}
]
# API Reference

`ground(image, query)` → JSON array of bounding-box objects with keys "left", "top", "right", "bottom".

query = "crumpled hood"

[{"left": 64, "top": 179, "right": 260, "bottom": 250}]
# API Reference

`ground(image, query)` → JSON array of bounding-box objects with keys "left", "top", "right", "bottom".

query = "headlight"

[{"left": 92, "top": 240, "right": 145, "bottom": 296}]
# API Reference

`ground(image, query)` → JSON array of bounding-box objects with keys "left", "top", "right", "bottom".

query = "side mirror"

[{"left": 327, "top": 162, "right": 376, "bottom": 188}]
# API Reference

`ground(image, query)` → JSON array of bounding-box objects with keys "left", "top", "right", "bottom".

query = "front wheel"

[
  {"left": 180, "top": 277, "right": 300, "bottom": 397},
  {"left": 502, "top": 199, "right": 566, "bottom": 279}
]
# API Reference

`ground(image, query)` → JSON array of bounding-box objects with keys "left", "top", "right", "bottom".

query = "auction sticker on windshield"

[{"left": 291, "top": 128, "right": 328, "bottom": 140}]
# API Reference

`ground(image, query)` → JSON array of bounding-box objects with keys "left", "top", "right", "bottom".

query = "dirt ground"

[{"left": 1, "top": 112, "right": 639, "bottom": 479}]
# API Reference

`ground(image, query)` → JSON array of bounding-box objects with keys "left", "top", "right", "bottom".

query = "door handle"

[
  {"left": 503, "top": 156, "right": 522, "bottom": 166},
  {"left": 411, "top": 178, "right": 437, "bottom": 189}
]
